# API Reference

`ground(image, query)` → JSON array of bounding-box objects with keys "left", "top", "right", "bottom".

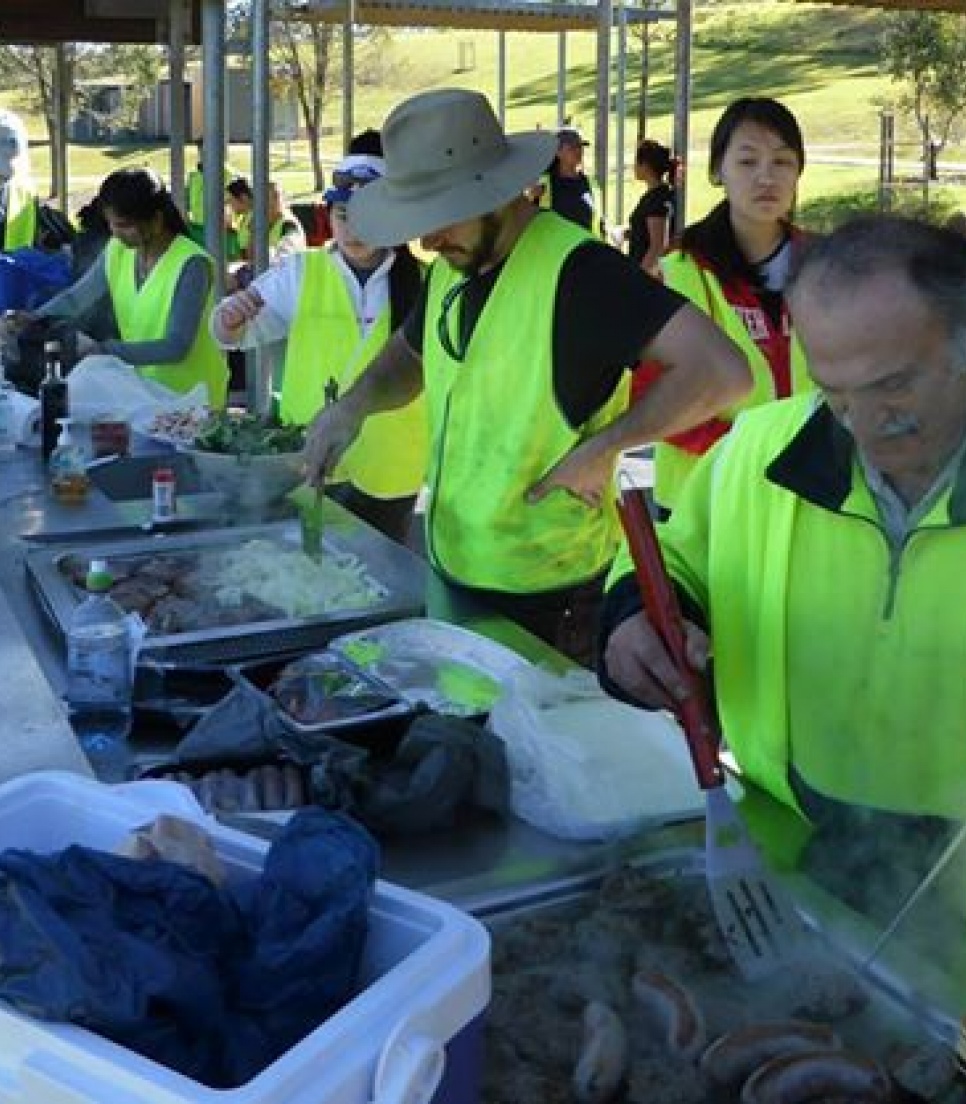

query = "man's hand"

[
  {"left": 527, "top": 439, "right": 617, "bottom": 509},
  {"left": 1, "top": 309, "right": 37, "bottom": 337},
  {"left": 302, "top": 397, "right": 366, "bottom": 487},
  {"left": 604, "top": 610, "right": 711, "bottom": 712}
]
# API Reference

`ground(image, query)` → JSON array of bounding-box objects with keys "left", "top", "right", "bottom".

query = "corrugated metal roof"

[
  {"left": 0, "top": 0, "right": 202, "bottom": 44},
  {"left": 296, "top": 0, "right": 674, "bottom": 31},
  {"left": 797, "top": 0, "right": 966, "bottom": 10}
]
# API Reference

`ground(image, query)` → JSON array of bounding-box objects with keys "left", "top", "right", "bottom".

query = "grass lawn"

[{"left": 3, "top": 1, "right": 966, "bottom": 224}]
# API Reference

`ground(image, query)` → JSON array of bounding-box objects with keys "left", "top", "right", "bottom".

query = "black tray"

[{"left": 234, "top": 651, "right": 416, "bottom": 750}]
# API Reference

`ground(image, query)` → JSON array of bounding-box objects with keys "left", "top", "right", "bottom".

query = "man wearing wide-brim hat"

[{"left": 304, "top": 89, "right": 750, "bottom": 666}]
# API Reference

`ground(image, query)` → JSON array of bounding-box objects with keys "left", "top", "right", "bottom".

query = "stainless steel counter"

[
  {"left": 0, "top": 446, "right": 642, "bottom": 908},
  {"left": 3, "top": 447, "right": 964, "bottom": 1032}
]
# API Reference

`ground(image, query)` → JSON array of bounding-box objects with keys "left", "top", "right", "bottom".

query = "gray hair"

[{"left": 789, "top": 214, "right": 966, "bottom": 375}]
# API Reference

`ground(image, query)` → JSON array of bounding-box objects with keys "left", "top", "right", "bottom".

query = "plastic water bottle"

[
  {"left": 0, "top": 374, "right": 14, "bottom": 457},
  {"left": 66, "top": 559, "right": 132, "bottom": 782}
]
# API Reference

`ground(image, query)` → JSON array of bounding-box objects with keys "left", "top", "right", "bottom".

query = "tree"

[
  {"left": 627, "top": 1, "right": 673, "bottom": 146},
  {"left": 881, "top": 12, "right": 966, "bottom": 179},
  {"left": 272, "top": 7, "right": 335, "bottom": 192},
  {"left": 0, "top": 45, "right": 75, "bottom": 198},
  {"left": 0, "top": 43, "right": 161, "bottom": 198},
  {"left": 229, "top": 0, "right": 336, "bottom": 191}
]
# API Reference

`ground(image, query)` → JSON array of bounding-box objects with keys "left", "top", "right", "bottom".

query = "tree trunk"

[
  {"left": 306, "top": 120, "right": 324, "bottom": 190},
  {"left": 637, "top": 21, "right": 650, "bottom": 145}
]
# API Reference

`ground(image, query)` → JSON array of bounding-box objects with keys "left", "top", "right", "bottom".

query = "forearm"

[
  {"left": 36, "top": 254, "right": 108, "bottom": 321},
  {"left": 341, "top": 331, "right": 424, "bottom": 415},
  {"left": 590, "top": 305, "right": 750, "bottom": 457},
  {"left": 640, "top": 247, "right": 662, "bottom": 276}
]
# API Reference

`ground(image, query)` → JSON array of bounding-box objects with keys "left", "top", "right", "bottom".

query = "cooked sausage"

[
  {"left": 573, "top": 1001, "right": 628, "bottom": 1104},
  {"left": 739, "top": 1049, "right": 891, "bottom": 1104},
  {"left": 236, "top": 770, "right": 261, "bottom": 812},
  {"left": 257, "top": 764, "right": 285, "bottom": 810},
  {"left": 281, "top": 763, "right": 306, "bottom": 808},
  {"left": 890, "top": 1040, "right": 958, "bottom": 1101},
  {"left": 630, "top": 969, "right": 706, "bottom": 1060},
  {"left": 700, "top": 1020, "right": 841, "bottom": 1088}
]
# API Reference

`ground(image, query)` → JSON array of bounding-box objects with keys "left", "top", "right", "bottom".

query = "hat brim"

[{"left": 347, "top": 130, "right": 557, "bottom": 248}]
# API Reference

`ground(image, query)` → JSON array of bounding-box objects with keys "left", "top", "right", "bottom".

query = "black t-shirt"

[
  {"left": 627, "top": 183, "right": 675, "bottom": 266},
  {"left": 402, "top": 235, "right": 686, "bottom": 428},
  {"left": 547, "top": 171, "right": 595, "bottom": 232}
]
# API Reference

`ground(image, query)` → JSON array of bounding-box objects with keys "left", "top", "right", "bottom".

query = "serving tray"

[{"left": 26, "top": 514, "right": 426, "bottom": 667}]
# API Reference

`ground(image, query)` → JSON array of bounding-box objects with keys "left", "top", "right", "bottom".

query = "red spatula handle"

[{"left": 616, "top": 487, "right": 723, "bottom": 790}]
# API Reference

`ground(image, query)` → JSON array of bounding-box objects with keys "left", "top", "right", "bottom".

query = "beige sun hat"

[{"left": 348, "top": 89, "right": 557, "bottom": 248}]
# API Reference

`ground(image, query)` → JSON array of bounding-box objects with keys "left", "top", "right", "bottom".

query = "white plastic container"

[{"left": 0, "top": 772, "right": 490, "bottom": 1104}]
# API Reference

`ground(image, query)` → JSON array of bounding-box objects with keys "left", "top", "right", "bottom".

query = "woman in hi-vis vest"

[
  {"left": 640, "top": 98, "right": 813, "bottom": 514},
  {"left": 28, "top": 167, "right": 227, "bottom": 408},
  {"left": 210, "top": 135, "right": 426, "bottom": 545}
]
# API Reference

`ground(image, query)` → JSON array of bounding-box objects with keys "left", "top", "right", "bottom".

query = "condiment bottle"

[
  {"left": 49, "top": 417, "right": 89, "bottom": 503},
  {"left": 40, "top": 339, "right": 67, "bottom": 463},
  {"left": 152, "top": 466, "right": 177, "bottom": 521}
]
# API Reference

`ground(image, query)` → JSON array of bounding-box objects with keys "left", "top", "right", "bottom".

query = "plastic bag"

[
  {"left": 486, "top": 667, "right": 704, "bottom": 841},
  {"left": 66, "top": 353, "right": 208, "bottom": 424},
  {"left": 0, "top": 247, "right": 70, "bottom": 311}
]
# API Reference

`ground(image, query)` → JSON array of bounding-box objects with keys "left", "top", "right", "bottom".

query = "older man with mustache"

[{"left": 600, "top": 214, "right": 966, "bottom": 842}]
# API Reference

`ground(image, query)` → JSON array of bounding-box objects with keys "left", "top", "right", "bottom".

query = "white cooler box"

[{"left": 0, "top": 772, "right": 490, "bottom": 1104}]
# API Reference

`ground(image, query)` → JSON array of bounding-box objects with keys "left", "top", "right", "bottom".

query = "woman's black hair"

[
  {"left": 636, "top": 139, "right": 674, "bottom": 181},
  {"left": 347, "top": 128, "right": 383, "bottom": 157},
  {"left": 707, "top": 97, "right": 805, "bottom": 181},
  {"left": 97, "top": 167, "right": 187, "bottom": 235},
  {"left": 226, "top": 176, "right": 253, "bottom": 201}
]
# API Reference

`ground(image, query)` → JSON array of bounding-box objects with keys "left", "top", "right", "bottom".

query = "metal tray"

[
  {"left": 479, "top": 852, "right": 960, "bottom": 1102},
  {"left": 25, "top": 516, "right": 427, "bottom": 667}
]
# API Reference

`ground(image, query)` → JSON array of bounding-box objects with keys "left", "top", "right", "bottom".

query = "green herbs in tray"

[{"left": 192, "top": 412, "right": 305, "bottom": 455}]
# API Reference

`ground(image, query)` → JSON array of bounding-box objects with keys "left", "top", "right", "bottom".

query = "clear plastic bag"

[
  {"left": 66, "top": 354, "right": 207, "bottom": 425},
  {"left": 486, "top": 667, "right": 704, "bottom": 841}
]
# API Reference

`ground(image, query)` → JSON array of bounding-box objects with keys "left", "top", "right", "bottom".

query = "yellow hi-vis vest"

[
  {"left": 186, "top": 169, "right": 205, "bottom": 226},
  {"left": 608, "top": 394, "right": 966, "bottom": 819},
  {"left": 235, "top": 215, "right": 288, "bottom": 259},
  {"left": 2, "top": 179, "right": 37, "bottom": 250},
  {"left": 280, "top": 248, "right": 427, "bottom": 499},
  {"left": 423, "top": 212, "right": 629, "bottom": 592},
  {"left": 104, "top": 235, "right": 228, "bottom": 408},
  {"left": 653, "top": 251, "right": 812, "bottom": 511}
]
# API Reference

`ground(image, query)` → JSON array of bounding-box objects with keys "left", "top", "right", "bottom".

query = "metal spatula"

[{"left": 616, "top": 486, "right": 803, "bottom": 980}]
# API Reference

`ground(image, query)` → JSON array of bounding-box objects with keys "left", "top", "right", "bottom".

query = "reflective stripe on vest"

[
  {"left": 104, "top": 235, "right": 228, "bottom": 407},
  {"left": 653, "top": 251, "right": 812, "bottom": 511},
  {"left": 422, "top": 212, "right": 628, "bottom": 592},
  {"left": 2, "top": 180, "right": 37, "bottom": 250},
  {"left": 281, "top": 248, "right": 427, "bottom": 499}
]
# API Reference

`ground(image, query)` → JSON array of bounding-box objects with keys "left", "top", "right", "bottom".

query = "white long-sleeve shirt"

[{"left": 210, "top": 245, "right": 396, "bottom": 351}]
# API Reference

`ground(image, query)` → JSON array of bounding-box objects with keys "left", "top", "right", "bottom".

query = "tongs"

[
  {"left": 616, "top": 484, "right": 802, "bottom": 980},
  {"left": 299, "top": 376, "right": 340, "bottom": 555}
]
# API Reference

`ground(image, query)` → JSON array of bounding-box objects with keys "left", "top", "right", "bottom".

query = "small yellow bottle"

[{"left": 49, "top": 417, "right": 89, "bottom": 504}]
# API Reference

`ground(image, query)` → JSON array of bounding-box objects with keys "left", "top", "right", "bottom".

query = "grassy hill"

[{"left": 3, "top": 0, "right": 964, "bottom": 226}]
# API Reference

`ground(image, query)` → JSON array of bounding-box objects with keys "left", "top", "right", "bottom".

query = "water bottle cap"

[{"left": 86, "top": 559, "right": 114, "bottom": 591}]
